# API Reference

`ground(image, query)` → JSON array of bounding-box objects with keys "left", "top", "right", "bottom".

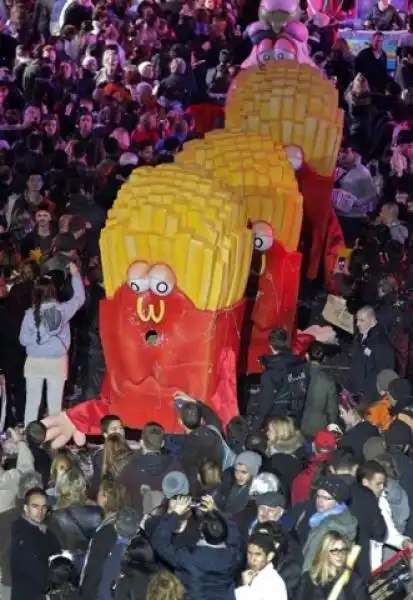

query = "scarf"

[{"left": 308, "top": 503, "right": 347, "bottom": 529}]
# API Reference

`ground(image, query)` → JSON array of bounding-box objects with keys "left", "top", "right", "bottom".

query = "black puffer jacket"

[{"left": 47, "top": 504, "right": 103, "bottom": 553}]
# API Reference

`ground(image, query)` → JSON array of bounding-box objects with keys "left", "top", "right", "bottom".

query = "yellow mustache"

[{"left": 137, "top": 297, "right": 165, "bottom": 324}]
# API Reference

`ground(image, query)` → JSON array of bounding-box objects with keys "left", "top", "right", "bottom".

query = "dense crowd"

[{"left": 3, "top": 0, "right": 413, "bottom": 599}]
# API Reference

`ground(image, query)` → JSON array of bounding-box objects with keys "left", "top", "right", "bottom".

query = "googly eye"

[
  {"left": 274, "top": 49, "right": 295, "bottom": 60},
  {"left": 258, "top": 50, "right": 272, "bottom": 65},
  {"left": 252, "top": 221, "right": 274, "bottom": 252},
  {"left": 128, "top": 277, "right": 150, "bottom": 293},
  {"left": 127, "top": 261, "right": 150, "bottom": 294},
  {"left": 148, "top": 264, "right": 176, "bottom": 297}
]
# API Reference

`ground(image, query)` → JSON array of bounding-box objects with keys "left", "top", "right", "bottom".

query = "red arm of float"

[
  {"left": 296, "top": 164, "right": 334, "bottom": 281},
  {"left": 65, "top": 376, "right": 111, "bottom": 436}
]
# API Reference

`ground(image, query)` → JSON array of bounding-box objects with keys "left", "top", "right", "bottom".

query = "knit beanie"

[
  {"left": 162, "top": 471, "right": 190, "bottom": 499},
  {"left": 318, "top": 475, "right": 349, "bottom": 504},
  {"left": 235, "top": 451, "right": 262, "bottom": 477},
  {"left": 388, "top": 379, "right": 412, "bottom": 412},
  {"left": 363, "top": 436, "right": 387, "bottom": 461},
  {"left": 377, "top": 369, "right": 399, "bottom": 393}
]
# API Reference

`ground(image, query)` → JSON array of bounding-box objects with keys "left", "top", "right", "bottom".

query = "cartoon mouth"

[{"left": 145, "top": 329, "right": 159, "bottom": 346}]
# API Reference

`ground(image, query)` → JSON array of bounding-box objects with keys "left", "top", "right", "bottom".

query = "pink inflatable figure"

[
  {"left": 242, "top": 21, "right": 316, "bottom": 68},
  {"left": 241, "top": 0, "right": 316, "bottom": 68}
]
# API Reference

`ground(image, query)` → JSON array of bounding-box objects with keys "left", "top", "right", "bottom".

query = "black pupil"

[
  {"left": 157, "top": 281, "right": 167, "bottom": 293},
  {"left": 131, "top": 282, "right": 140, "bottom": 292},
  {"left": 255, "top": 237, "right": 263, "bottom": 249}
]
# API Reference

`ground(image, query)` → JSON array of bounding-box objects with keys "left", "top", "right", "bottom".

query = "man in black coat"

[
  {"left": 247, "top": 328, "right": 309, "bottom": 433},
  {"left": 10, "top": 487, "right": 60, "bottom": 600},
  {"left": 348, "top": 306, "right": 395, "bottom": 403},
  {"left": 329, "top": 452, "right": 387, "bottom": 580}
]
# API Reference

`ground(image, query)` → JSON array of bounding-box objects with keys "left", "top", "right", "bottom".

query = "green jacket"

[{"left": 300, "top": 363, "right": 339, "bottom": 438}]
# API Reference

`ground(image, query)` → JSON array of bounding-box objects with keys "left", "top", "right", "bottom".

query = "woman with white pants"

[{"left": 19, "top": 263, "right": 85, "bottom": 426}]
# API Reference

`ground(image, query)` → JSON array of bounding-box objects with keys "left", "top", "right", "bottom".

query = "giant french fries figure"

[
  {"left": 44, "top": 165, "right": 253, "bottom": 441},
  {"left": 176, "top": 131, "right": 303, "bottom": 372},
  {"left": 226, "top": 61, "right": 344, "bottom": 283},
  {"left": 43, "top": 62, "right": 343, "bottom": 445}
]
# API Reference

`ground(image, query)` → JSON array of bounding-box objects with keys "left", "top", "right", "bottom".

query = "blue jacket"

[
  {"left": 151, "top": 513, "right": 243, "bottom": 600},
  {"left": 19, "top": 272, "right": 85, "bottom": 358}
]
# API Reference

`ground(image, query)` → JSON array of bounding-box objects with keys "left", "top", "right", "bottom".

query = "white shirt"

[
  {"left": 370, "top": 494, "right": 407, "bottom": 571},
  {"left": 235, "top": 563, "right": 287, "bottom": 600}
]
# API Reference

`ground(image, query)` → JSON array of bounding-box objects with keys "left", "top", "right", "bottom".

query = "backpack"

[{"left": 272, "top": 361, "right": 310, "bottom": 428}]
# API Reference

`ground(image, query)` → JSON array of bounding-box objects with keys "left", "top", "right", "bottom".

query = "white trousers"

[{"left": 24, "top": 356, "right": 67, "bottom": 426}]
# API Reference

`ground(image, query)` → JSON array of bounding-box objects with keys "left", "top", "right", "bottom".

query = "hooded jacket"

[{"left": 118, "top": 452, "right": 184, "bottom": 514}]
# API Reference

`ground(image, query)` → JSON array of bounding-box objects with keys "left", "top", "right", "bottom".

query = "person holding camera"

[
  {"left": 150, "top": 494, "right": 243, "bottom": 600},
  {"left": 19, "top": 262, "right": 85, "bottom": 426}
]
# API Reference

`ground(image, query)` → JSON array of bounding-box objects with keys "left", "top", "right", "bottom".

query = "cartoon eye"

[
  {"left": 258, "top": 50, "right": 272, "bottom": 65},
  {"left": 148, "top": 264, "right": 176, "bottom": 297},
  {"left": 274, "top": 49, "right": 296, "bottom": 60},
  {"left": 252, "top": 221, "right": 274, "bottom": 252},
  {"left": 128, "top": 277, "right": 150, "bottom": 293},
  {"left": 127, "top": 261, "right": 150, "bottom": 294}
]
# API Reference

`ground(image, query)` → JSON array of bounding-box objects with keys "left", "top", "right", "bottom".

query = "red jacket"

[{"left": 291, "top": 452, "right": 333, "bottom": 505}]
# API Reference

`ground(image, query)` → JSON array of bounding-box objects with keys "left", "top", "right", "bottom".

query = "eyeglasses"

[{"left": 329, "top": 548, "right": 349, "bottom": 556}]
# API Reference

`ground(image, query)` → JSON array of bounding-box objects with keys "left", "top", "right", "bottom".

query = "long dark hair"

[{"left": 32, "top": 276, "right": 57, "bottom": 343}]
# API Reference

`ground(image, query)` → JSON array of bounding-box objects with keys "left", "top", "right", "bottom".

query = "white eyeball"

[
  {"left": 127, "top": 261, "right": 150, "bottom": 294},
  {"left": 148, "top": 264, "right": 176, "bottom": 297},
  {"left": 252, "top": 221, "right": 274, "bottom": 252},
  {"left": 128, "top": 277, "right": 150, "bottom": 294}
]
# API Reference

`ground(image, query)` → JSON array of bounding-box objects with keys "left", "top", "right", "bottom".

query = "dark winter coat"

[
  {"left": 348, "top": 324, "right": 395, "bottom": 403},
  {"left": 10, "top": 517, "right": 60, "bottom": 600},
  {"left": 47, "top": 503, "right": 103, "bottom": 553},
  {"left": 296, "top": 570, "right": 371, "bottom": 600},
  {"left": 300, "top": 363, "right": 339, "bottom": 438},
  {"left": 150, "top": 513, "right": 243, "bottom": 600}
]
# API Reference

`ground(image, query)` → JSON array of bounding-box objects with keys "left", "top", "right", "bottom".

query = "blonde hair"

[
  {"left": 50, "top": 449, "right": 75, "bottom": 486},
  {"left": 146, "top": 570, "right": 185, "bottom": 600},
  {"left": 198, "top": 459, "right": 222, "bottom": 488},
  {"left": 55, "top": 467, "right": 88, "bottom": 509},
  {"left": 267, "top": 416, "right": 303, "bottom": 454},
  {"left": 310, "top": 531, "right": 350, "bottom": 586},
  {"left": 98, "top": 474, "right": 131, "bottom": 515},
  {"left": 102, "top": 433, "right": 132, "bottom": 478}
]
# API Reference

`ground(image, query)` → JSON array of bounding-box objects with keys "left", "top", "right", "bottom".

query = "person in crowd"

[
  {"left": 101, "top": 432, "right": 134, "bottom": 479},
  {"left": 47, "top": 466, "right": 102, "bottom": 569},
  {"left": 359, "top": 460, "right": 413, "bottom": 569},
  {"left": 0, "top": 471, "right": 44, "bottom": 600},
  {"left": 10, "top": 487, "right": 60, "bottom": 600},
  {"left": 19, "top": 262, "right": 85, "bottom": 425},
  {"left": 146, "top": 569, "right": 185, "bottom": 600},
  {"left": 215, "top": 451, "right": 262, "bottom": 515},
  {"left": 150, "top": 494, "right": 243, "bottom": 600},
  {"left": 0, "top": 427, "right": 34, "bottom": 514},
  {"left": 112, "top": 531, "right": 159, "bottom": 600},
  {"left": 80, "top": 475, "right": 131, "bottom": 599},
  {"left": 296, "top": 531, "right": 370, "bottom": 600},
  {"left": 47, "top": 448, "right": 75, "bottom": 505},
  {"left": 262, "top": 416, "right": 305, "bottom": 501},
  {"left": 347, "top": 305, "right": 395, "bottom": 403},
  {"left": 291, "top": 429, "right": 337, "bottom": 505},
  {"left": 365, "top": 0, "right": 404, "bottom": 31},
  {"left": 118, "top": 422, "right": 184, "bottom": 514},
  {"left": 25, "top": 421, "right": 51, "bottom": 489},
  {"left": 355, "top": 32, "right": 388, "bottom": 93},
  {"left": 339, "top": 391, "right": 380, "bottom": 459},
  {"left": 46, "top": 553, "right": 82, "bottom": 600},
  {"left": 328, "top": 451, "right": 387, "bottom": 579},
  {"left": 247, "top": 328, "right": 310, "bottom": 433},
  {"left": 90, "top": 414, "right": 125, "bottom": 497},
  {"left": 235, "top": 531, "right": 287, "bottom": 600},
  {"left": 300, "top": 342, "right": 338, "bottom": 439},
  {"left": 292, "top": 475, "right": 358, "bottom": 572}
]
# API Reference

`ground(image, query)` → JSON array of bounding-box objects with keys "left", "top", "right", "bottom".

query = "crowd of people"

[{"left": 2, "top": 0, "right": 413, "bottom": 598}]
